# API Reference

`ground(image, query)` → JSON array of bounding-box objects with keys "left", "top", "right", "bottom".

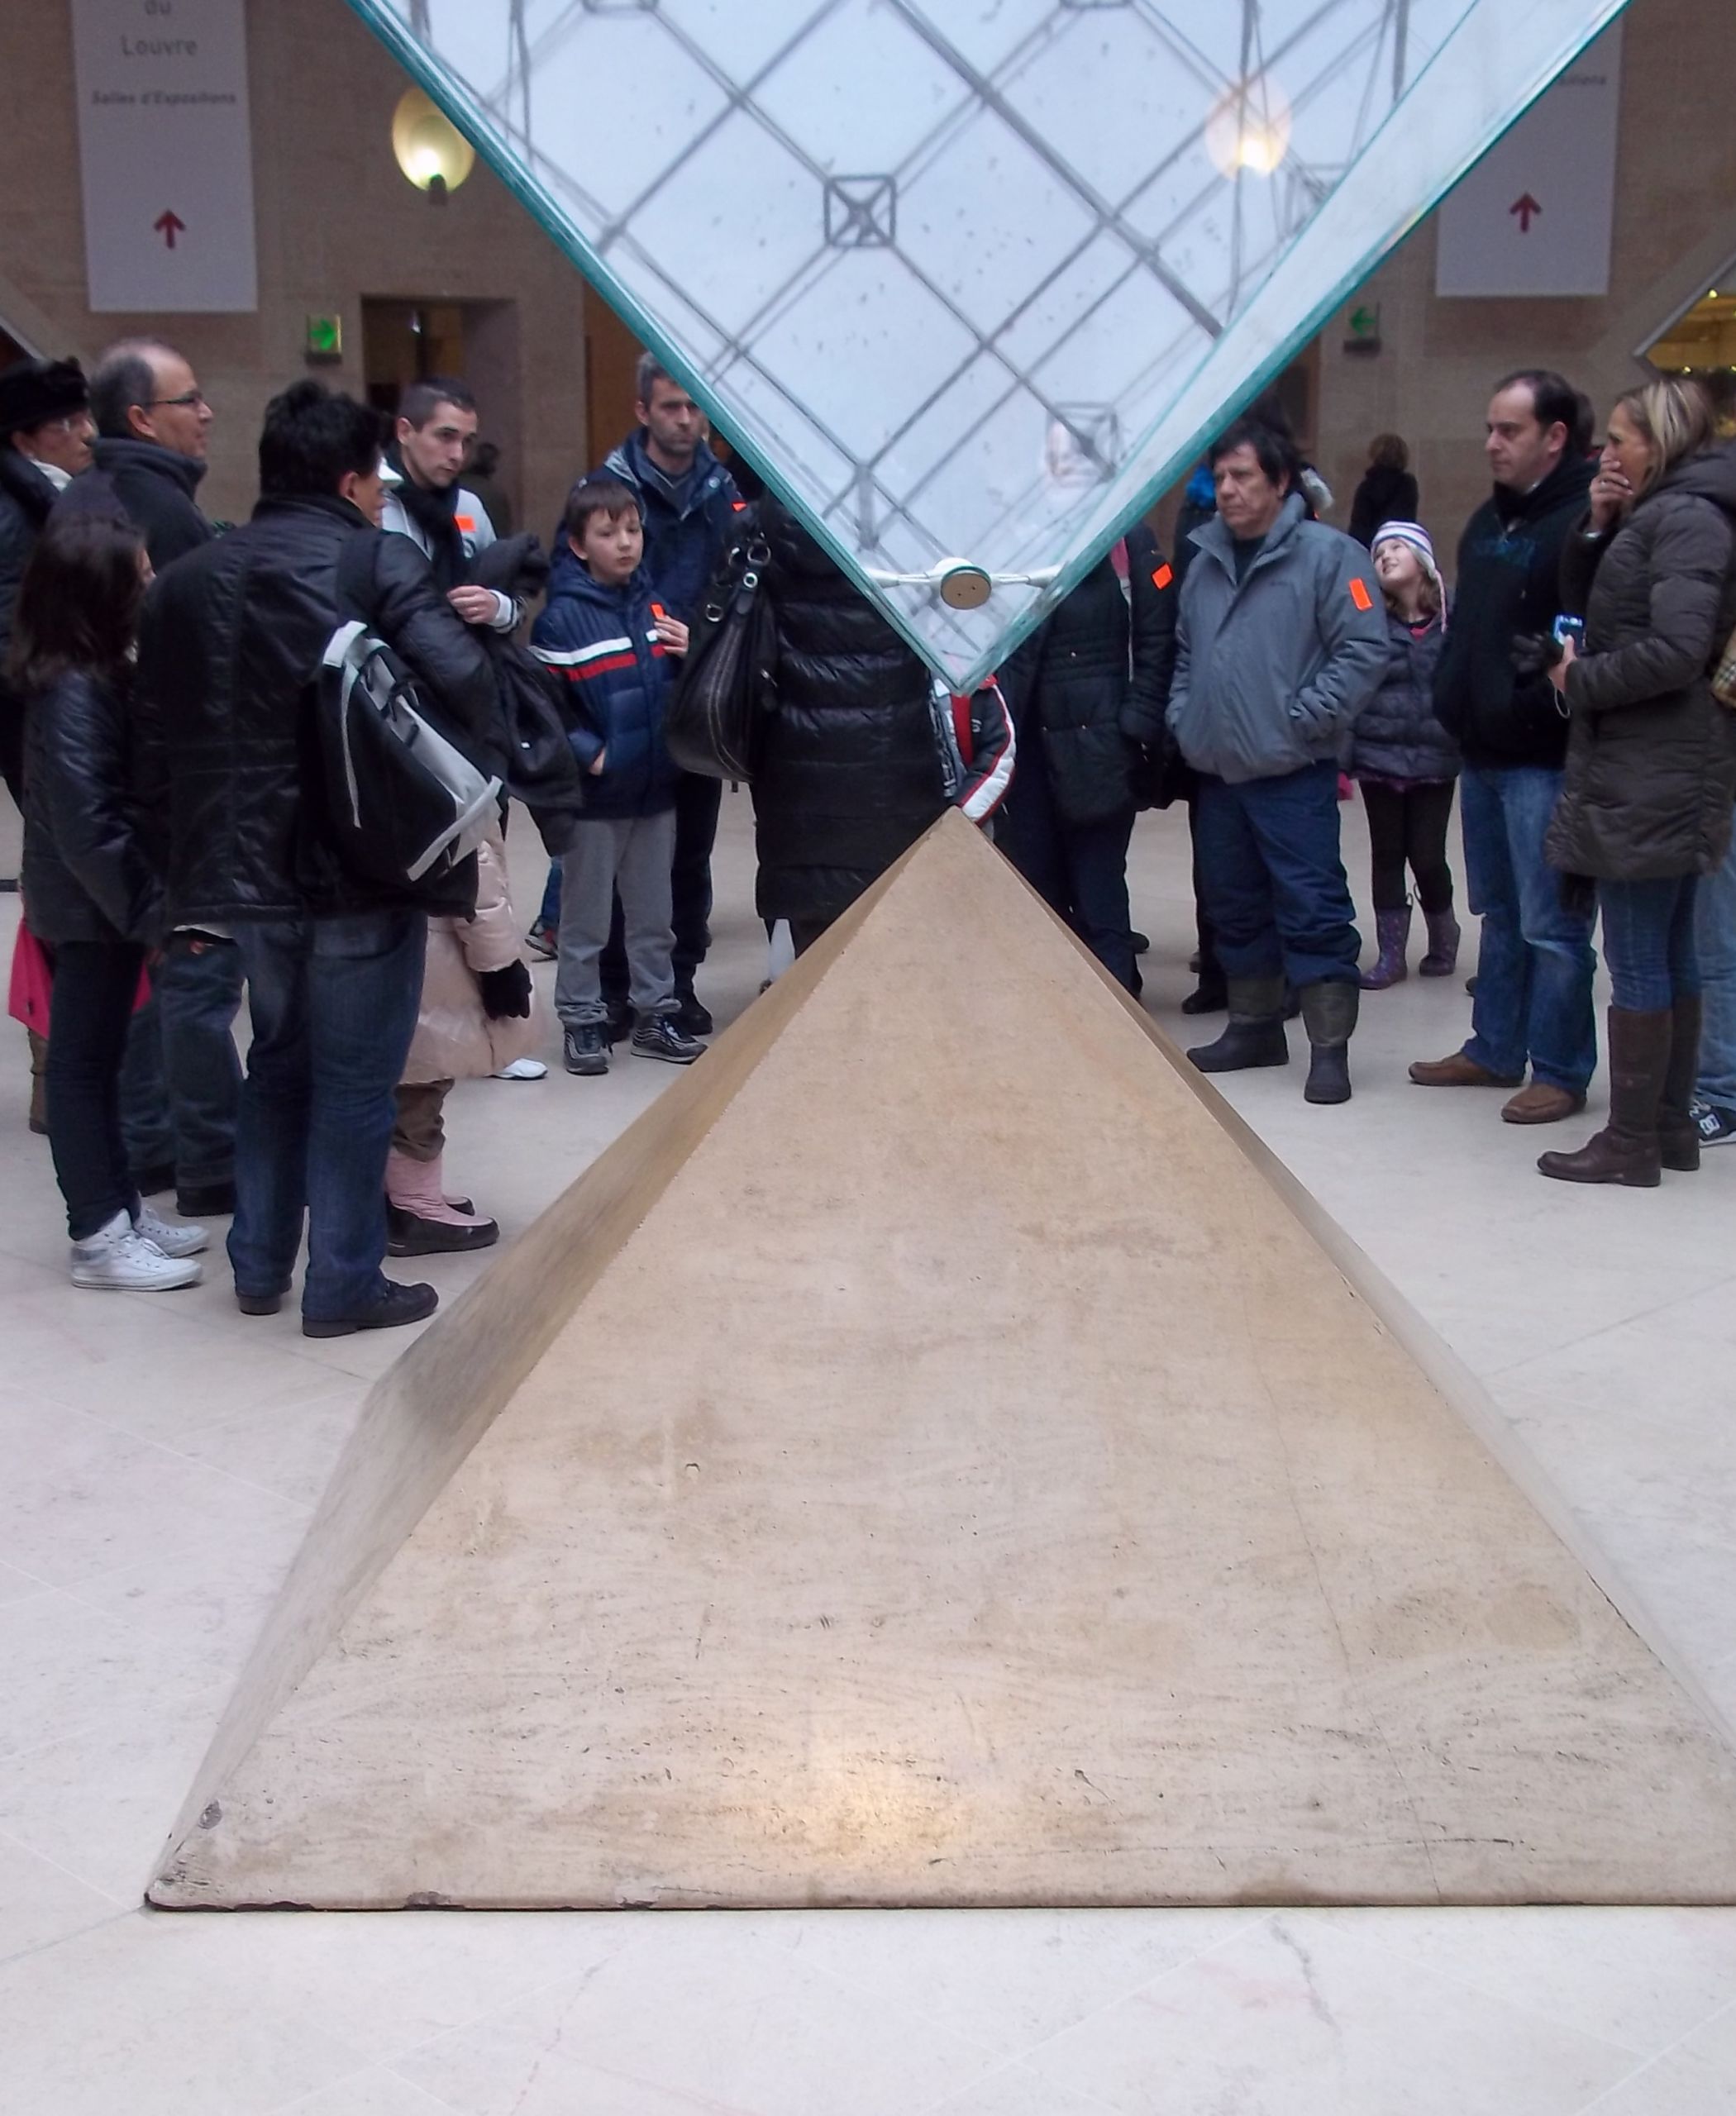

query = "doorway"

[{"left": 361, "top": 296, "right": 524, "bottom": 522}]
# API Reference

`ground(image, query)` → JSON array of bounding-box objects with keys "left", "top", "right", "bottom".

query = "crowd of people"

[{"left": 4, "top": 338, "right": 1736, "bottom": 1328}]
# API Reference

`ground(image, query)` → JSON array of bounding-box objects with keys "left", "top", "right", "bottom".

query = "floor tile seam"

[
  {"left": 281, "top": 2069, "right": 460, "bottom": 2115},
  {"left": 48, "top": 1571, "right": 276, "bottom": 1685},
  {"left": 1285, "top": 1908, "right": 1717, "bottom": 2066},
  {"left": 17, "top": 1365, "right": 359, "bottom": 1457},
  {"left": 0, "top": 1650, "right": 235, "bottom": 1765},
  {"left": 9, "top": 1386, "right": 327, "bottom": 1517},
  {"left": 1476, "top": 1270, "right": 1736, "bottom": 1387},
  {"left": 0, "top": 1820, "right": 141, "bottom": 1917},
  {"left": 994, "top": 1909, "right": 1281, "bottom": 2066},
  {"left": 0, "top": 1897, "right": 139, "bottom": 1976},
  {"left": 1571, "top": 2039, "right": 1710, "bottom": 2114},
  {"left": 916, "top": 2052, "right": 1119, "bottom": 2116}
]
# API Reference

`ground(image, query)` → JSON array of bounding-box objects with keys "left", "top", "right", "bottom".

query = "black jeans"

[
  {"left": 999, "top": 757, "right": 1137, "bottom": 990},
  {"left": 1185, "top": 795, "right": 1222, "bottom": 984},
  {"left": 1361, "top": 779, "right": 1457, "bottom": 915},
  {"left": 45, "top": 938, "right": 145, "bottom": 1241},
  {"left": 118, "top": 933, "right": 244, "bottom": 1186},
  {"left": 602, "top": 770, "right": 721, "bottom": 1002}
]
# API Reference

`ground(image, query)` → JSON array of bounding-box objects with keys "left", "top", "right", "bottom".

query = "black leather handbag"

[{"left": 665, "top": 532, "right": 775, "bottom": 780}]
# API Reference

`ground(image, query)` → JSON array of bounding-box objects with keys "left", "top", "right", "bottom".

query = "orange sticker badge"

[
  {"left": 1152, "top": 563, "right": 1174, "bottom": 591},
  {"left": 1349, "top": 575, "right": 1374, "bottom": 612}
]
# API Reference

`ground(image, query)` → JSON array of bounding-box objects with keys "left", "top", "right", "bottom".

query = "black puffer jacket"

[
  {"left": 55, "top": 436, "right": 214, "bottom": 568},
  {"left": 751, "top": 502, "right": 946, "bottom": 927},
  {"left": 0, "top": 447, "right": 60, "bottom": 798},
  {"left": 1547, "top": 448, "right": 1736, "bottom": 882},
  {"left": 134, "top": 493, "right": 500, "bottom": 926},
  {"left": 21, "top": 670, "right": 160, "bottom": 945},
  {"left": 998, "top": 522, "right": 1177, "bottom": 827}
]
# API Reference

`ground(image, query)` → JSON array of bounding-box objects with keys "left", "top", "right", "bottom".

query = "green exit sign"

[
  {"left": 305, "top": 313, "right": 343, "bottom": 362},
  {"left": 1343, "top": 300, "right": 1381, "bottom": 356}
]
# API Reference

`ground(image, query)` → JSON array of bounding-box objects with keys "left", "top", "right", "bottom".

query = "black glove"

[
  {"left": 477, "top": 960, "right": 532, "bottom": 1020},
  {"left": 1511, "top": 631, "right": 1564, "bottom": 679}
]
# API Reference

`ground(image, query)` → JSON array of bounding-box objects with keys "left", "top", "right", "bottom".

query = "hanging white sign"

[
  {"left": 1435, "top": 21, "right": 1623, "bottom": 299},
  {"left": 71, "top": 0, "right": 259, "bottom": 314}
]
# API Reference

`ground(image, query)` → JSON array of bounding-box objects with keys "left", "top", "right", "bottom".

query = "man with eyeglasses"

[
  {"left": 58, "top": 337, "right": 241, "bottom": 1222},
  {"left": 64, "top": 336, "right": 216, "bottom": 565}
]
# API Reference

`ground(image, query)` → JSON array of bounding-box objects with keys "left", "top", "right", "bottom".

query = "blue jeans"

[
  {"left": 1194, "top": 762, "right": 1360, "bottom": 989},
  {"left": 1598, "top": 875, "right": 1700, "bottom": 1012},
  {"left": 1459, "top": 764, "right": 1597, "bottom": 1093},
  {"left": 230, "top": 910, "right": 427, "bottom": 1321},
  {"left": 1695, "top": 832, "right": 1736, "bottom": 1108},
  {"left": 118, "top": 934, "right": 243, "bottom": 1186}
]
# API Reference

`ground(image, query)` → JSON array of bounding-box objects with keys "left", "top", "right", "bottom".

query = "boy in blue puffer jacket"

[{"left": 532, "top": 474, "right": 703, "bottom": 1075}]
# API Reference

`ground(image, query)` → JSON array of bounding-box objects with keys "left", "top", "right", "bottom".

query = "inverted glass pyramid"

[{"left": 351, "top": 0, "right": 1628, "bottom": 686}]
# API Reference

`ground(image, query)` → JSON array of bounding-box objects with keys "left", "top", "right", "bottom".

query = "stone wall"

[{"left": 0, "top": 0, "right": 588, "bottom": 539}]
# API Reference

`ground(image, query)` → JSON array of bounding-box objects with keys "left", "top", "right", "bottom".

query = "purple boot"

[
  {"left": 1359, "top": 906, "right": 1411, "bottom": 990},
  {"left": 1419, "top": 907, "right": 1462, "bottom": 977}
]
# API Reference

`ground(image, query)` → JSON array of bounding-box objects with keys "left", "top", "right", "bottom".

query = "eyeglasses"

[{"left": 145, "top": 390, "right": 209, "bottom": 410}]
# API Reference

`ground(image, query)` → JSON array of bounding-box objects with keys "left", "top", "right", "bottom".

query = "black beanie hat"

[{"left": 0, "top": 357, "right": 89, "bottom": 439}]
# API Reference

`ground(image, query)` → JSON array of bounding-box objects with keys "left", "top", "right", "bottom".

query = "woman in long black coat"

[
  {"left": 995, "top": 525, "right": 1176, "bottom": 990},
  {"left": 1539, "top": 379, "right": 1736, "bottom": 1188}
]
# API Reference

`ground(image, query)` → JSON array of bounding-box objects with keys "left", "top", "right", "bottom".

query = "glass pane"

[{"left": 351, "top": 0, "right": 1629, "bottom": 687}]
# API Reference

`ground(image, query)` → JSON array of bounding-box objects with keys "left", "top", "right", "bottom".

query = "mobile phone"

[{"left": 1552, "top": 615, "right": 1586, "bottom": 650}]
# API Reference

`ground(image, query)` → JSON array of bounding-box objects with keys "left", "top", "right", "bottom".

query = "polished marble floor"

[{"left": 4, "top": 790, "right": 1736, "bottom": 2114}]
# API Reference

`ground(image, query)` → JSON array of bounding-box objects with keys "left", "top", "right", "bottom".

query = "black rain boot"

[
  {"left": 1187, "top": 976, "right": 1290, "bottom": 1073},
  {"left": 1419, "top": 906, "right": 1462, "bottom": 977},
  {"left": 1658, "top": 994, "right": 1703, "bottom": 1173},
  {"left": 1300, "top": 981, "right": 1358, "bottom": 1104},
  {"left": 1538, "top": 1007, "right": 1670, "bottom": 1188}
]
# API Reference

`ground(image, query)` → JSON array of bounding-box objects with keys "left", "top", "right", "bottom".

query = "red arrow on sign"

[
  {"left": 1509, "top": 192, "right": 1542, "bottom": 235},
  {"left": 153, "top": 210, "right": 186, "bottom": 250}
]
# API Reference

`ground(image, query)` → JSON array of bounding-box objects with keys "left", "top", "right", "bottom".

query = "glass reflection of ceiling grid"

[{"left": 357, "top": 0, "right": 1629, "bottom": 685}]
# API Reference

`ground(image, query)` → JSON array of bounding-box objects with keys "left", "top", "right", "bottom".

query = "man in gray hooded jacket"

[{"left": 1167, "top": 417, "right": 1387, "bottom": 1102}]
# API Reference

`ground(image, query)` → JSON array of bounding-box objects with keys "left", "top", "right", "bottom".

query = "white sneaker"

[
  {"left": 490, "top": 1056, "right": 547, "bottom": 1080},
  {"left": 71, "top": 1211, "right": 203, "bottom": 1291},
  {"left": 133, "top": 1203, "right": 210, "bottom": 1259}
]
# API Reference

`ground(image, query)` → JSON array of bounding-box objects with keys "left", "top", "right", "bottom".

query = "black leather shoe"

[
  {"left": 673, "top": 990, "right": 714, "bottom": 1037},
  {"left": 236, "top": 1286, "right": 289, "bottom": 1317},
  {"left": 1180, "top": 979, "right": 1228, "bottom": 1016},
  {"left": 130, "top": 1162, "right": 178, "bottom": 1199},
  {"left": 386, "top": 1203, "right": 499, "bottom": 1256},
  {"left": 303, "top": 1280, "right": 438, "bottom": 1339}
]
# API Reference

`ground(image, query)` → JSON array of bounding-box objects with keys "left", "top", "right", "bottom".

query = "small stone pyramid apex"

[{"left": 154, "top": 817, "right": 1736, "bottom": 1909}]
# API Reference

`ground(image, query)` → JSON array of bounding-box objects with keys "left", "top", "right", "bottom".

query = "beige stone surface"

[{"left": 152, "top": 814, "right": 1736, "bottom": 1910}]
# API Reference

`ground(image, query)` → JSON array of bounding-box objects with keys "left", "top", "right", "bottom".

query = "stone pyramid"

[{"left": 153, "top": 814, "right": 1736, "bottom": 1909}]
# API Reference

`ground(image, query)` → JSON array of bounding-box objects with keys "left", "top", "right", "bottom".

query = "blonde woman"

[{"left": 1540, "top": 379, "right": 1736, "bottom": 1186}]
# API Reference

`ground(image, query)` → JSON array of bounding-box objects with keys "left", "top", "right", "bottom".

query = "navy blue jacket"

[
  {"left": 531, "top": 558, "right": 680, "bottom": 819},
  {"left": 548, "top": 431, "right": 741, "bottom": 627}
]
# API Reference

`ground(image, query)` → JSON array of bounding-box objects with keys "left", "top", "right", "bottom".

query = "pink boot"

[{"left": 385, "top": 1148, "right": 498, "bottom": 1255}]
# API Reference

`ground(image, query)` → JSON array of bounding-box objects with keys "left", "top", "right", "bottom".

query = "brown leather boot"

[
  {"left": 1657, "top": 994, "right": 1703, "bottom": 1173},
  {"left": 1538, "top": 1007, "right": 1671, "bottom": 1188}
]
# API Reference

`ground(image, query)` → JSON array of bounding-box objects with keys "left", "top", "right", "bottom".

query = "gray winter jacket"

[
  {"left": 1351, "top": 609, "right": 1459, "bottom": 784},
  {"left": 1166, "top": 496, "right": 1388, "bottom": 784}
]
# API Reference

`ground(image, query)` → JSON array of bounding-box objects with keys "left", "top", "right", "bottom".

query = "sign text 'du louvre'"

[{"left": 72, "top": 0, "right": 258, "bottom": 313}]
